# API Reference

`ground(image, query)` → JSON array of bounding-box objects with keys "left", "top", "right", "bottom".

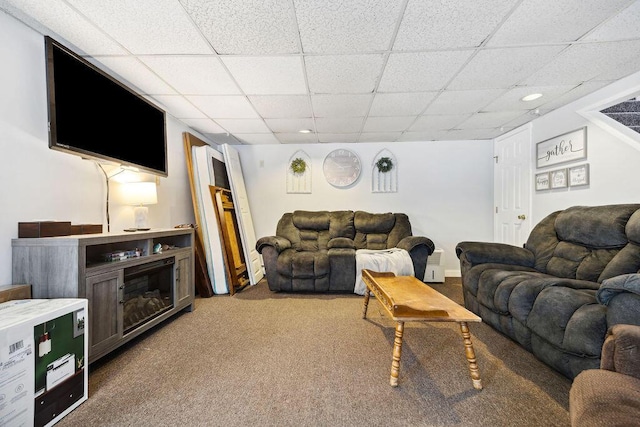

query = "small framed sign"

[
  {"left": 535, "top": 172, "right": 550, "bottom": 191},
  {"left": 536, "top": 127, "right": 587, "bottom": 168},
  {"left": 569, "top": 164, "right": 590, "bottom": 187},
  {"left": 550, "top": 168, "right": 568, "bottom": 189}
]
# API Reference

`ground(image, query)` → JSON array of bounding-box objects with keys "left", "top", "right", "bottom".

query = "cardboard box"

[
  {"left": 18, "top": 222, "right": 71, "bottom": 238},
  {"left": 0, "top": 299, "right": 88, "bottom": 427},
  {"left": 69, "top": 224, "right": 102, "bottom": 235},
  {"left": 0, "top": 284, "right": 31, "bottom": 303}
]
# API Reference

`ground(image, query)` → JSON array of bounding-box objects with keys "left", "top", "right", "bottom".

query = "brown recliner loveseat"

[{"left": 256, "top": 210, "right": 435, "bottom": 292}]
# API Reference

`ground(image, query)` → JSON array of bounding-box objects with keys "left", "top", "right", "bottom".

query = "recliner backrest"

[
  {"left": 525, "top": 204, "right": 640, "bottom": 282},
  {"left": 353, "top": 211, "right": 412, "bottom": 250},
  {"left": 276, "top": 210, "right": 355, "bottom": 251}
]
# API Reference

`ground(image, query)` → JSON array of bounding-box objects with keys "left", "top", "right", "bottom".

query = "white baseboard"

[{"left": 445, "top": 269, "right": 461, "bottom": 278}]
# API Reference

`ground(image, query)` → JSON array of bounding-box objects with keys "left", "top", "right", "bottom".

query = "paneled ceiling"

[{"left": 2, "top": 0, "right": 640, "bottom": 145}]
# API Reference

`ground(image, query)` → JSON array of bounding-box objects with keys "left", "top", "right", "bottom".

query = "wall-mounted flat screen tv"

[{"left": 45, "top": 36, "right": 168, "bottom": 177}]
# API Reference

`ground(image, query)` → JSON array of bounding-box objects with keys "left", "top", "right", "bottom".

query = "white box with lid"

[{"left": 0, "top": 298, "right": 88, "bottom": 427}]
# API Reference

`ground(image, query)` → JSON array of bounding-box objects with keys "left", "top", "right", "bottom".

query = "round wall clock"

[{"left": 323, "top": 149, "right": 362, "bottom": 188}]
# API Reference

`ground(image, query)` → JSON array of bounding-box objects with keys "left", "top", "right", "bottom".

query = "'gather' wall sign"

[{"left": 536, "top": 127, "right": 587, "bottom": 169}]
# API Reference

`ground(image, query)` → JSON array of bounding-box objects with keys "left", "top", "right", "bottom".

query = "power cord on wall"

[{"left": 96, "top": 162, "right": 125, "bottom": 233}]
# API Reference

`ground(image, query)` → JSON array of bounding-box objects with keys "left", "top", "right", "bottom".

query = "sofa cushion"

[
  {"left": 354, "top": 211, "right": 395, "bottom": 250},
  {"left": 329, "top": 210, "right": 355, "bottom": 239},
  {"left": 276, "top": 249, "right": 329, "bottom": 279},
  {"left": 527, "top": 286, "right": 606, "bottom": 357},
  {"left": 292, "top": 210, "right": 330, "bottom": 230},
  {"left": 536, "top": 205, "right": 640, "bottom": 282}
]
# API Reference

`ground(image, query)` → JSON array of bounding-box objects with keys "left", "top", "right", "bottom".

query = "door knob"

[{"left": 517, "top": 214, "right": 526, "bottom": 220}]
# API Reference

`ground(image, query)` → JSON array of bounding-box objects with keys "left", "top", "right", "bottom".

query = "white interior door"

[
  {"left": 222, "top": 144, "right": 264, "bottom": 285},
  {"left": 494, "top": 124, "right": 532, "bottom": 246}
]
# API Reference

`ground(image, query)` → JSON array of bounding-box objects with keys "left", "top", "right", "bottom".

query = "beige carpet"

[{"left": 58, "top": 279, "right": 571, "bottom": 427}]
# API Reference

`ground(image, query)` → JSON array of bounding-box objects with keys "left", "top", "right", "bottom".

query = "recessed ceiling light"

[
  {"left": 298, "top": 129, "right": 312, "bottom": 134},
  {"left": 521, "top": 93, "right": 542, "bottom": 102}
]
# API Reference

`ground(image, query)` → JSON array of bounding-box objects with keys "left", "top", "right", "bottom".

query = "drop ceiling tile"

[
  {"left": 536, "top": 81, "right": 613, "bottom": 111},
  {"left": 378, "top": 51, "right": 474, "bottom": 92},
  {"left": 276, "top": 133, "right": 319, "bottom": 143},
  {"left": 318, "top": 133, "right": 359, "bottom": 143},
  {"left": 152, "top": 95, "right": 206, "bottom": 118},
  {"left": 179, "top": 0, "right": 299, "bottom": 54},
  {"left": 445, "top": 128, "right": 501, "bottom": 140},
  {"left": 398, "top": 130, "right": 453, "bottom": 141},
  {"left": 0, "top": 0, "right": 128, "bottom": 55},
  {"left": 93, "top": 56, "right": 177, "bottom": 95},
  {"left": 593, "top": 53, "right": 640, "bottom": 82},
  {"left": 306, "top": 54, "right": 385, "bottom": 94},
  {"left": 448, "top": 46, "right": 566, "bottom": 90},
  {"left": 410, "top": 114, "right": 472, "bottom": 131},
  {"left": 584, "top": 1, "right": 640, "bottom": 41},
  {"left": 186, "top": 95, "right": 259, "bottom": 118},
  {"left": 358, "top": 132, "right": 402, "bottom": 142},
  {"left": 181, "top": 118, "right": 227, "bottom": 134},
  {"left": 456, "top": 111, "right": 524, "bottom": 129},
  {"left": 139, "top": 56, "right": 240, "bottom": 95},
  {"left": 265, "top": 118, "right": 315, "bottom": 133},
  {"left": 501, "top": 112, "right": 538, "bottom": 129},
  {"left": 248, "top": 95, "right": 312, "bottom": 118},
  {"left": 315, "top": 117, "right": 364, "bottom": 133},
  {"left": 483, "top": 85, "right": 577, "bottom": 112},
  {"left": 214, "top": 119, "right": 270, "bottom": 133},
  {"left": 67, "top": 0, "right": 213, "bottom": 54},
  {"left": 487, "top": 0, "right": 634, "bottom": 46},
  {"left": 425, "top": 89, "right": 505, "bottom": 115},
  {"left": 235, "top": 133, "right": 281, "bottom": 145},
  {"left": 203, "top": 133, "right": 243, "bottom": 145},
  {"left": 311, "top": 94, "right": 373, "bottom": 117},
  {"left": 394, "top": 0, "right": 518, "bottom": 50},
  {"left": 222, "top": 56, "right": 306, "bottom": 95},
  {"left": 363, "top": 116, "right": 416, "bottom": 132},
  {"left": 369, "top": 92, "right": 438, "bottom": 116},
  {"left": 524, "top": 40, "right": 640, "bottom": 86},
  {"left": 295, "top": 0, "right": 403, "bottom": 53}
]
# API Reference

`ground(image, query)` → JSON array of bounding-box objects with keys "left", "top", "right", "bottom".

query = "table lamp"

[{"left": 122, "top": 182, "right": 157, "bottom": 229}]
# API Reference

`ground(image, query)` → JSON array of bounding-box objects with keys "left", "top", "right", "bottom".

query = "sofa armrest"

[
  {"left": 601, "top": 324, "right": 640, "bottom": 379},
  {"left": 455, "top": 241, "right": 535, "bottom": 268},
  {"left": 396, "top": 236, "right": 435, "bottom": 255},
  {"left": 328, "top": 237, "right": 355, "bottom": 249},
  {"left": 597, "top": 274, "right": 640, "bottom": 305},
  {"left": 256, "top": 236, "right": 291, "bottom": 254}
]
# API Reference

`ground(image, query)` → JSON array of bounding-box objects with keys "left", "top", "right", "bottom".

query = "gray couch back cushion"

[
  {"left": 526, "top": 204, "right": 640, "bottom": 282},
  {"left": 353, "top": 211, "right": 412, "bottom": 250}
]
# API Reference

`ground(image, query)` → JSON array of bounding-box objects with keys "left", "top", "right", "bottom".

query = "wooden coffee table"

[{"left": 361, "top": 269, "right": 483, "bottom": 389}]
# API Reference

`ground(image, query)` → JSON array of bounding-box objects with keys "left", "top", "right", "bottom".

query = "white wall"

[
  {"left": 236, "top": 140, "right": 495, "bottom": 275},
  {"left": 0, "top": 11, "right": 200, "bottom": 284},
  {"left": 530, "top": 72, "right": 640, "bottom": 224}
]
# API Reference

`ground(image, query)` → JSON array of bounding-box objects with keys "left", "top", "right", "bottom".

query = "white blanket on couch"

[{"left": 354, "top": 248, "right": 414, "bottom": 295}]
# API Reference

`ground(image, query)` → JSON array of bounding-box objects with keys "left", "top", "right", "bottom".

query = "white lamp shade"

[{"left": 122, "top": 182, "right": 157, "bottom": 206}]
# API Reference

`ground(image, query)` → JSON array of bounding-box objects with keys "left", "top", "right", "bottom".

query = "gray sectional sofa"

[
  {"left": 256, "top": 210, "right": 435, "bottom": 293},
  {"left": 456, "top": 204, "right": 640, "bottom": 379}
]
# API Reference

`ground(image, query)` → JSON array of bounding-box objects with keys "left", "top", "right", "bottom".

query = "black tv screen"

[{"left": 45, "top": 36, "right": 168, "bottom": 176}]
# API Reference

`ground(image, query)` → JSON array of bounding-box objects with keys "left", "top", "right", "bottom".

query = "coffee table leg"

[
  {"left": 390, "top": 321, "right": 404, "bottom": 387},
  {"left": 362, "top": 289, "right": 371, "bottom": 319},
  {"left": 459, "top": 322, "right": 482, "bottom": 390}
]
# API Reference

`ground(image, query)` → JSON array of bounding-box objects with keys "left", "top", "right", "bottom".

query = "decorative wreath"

[
  {"left": 376, "top": 157, "right": 394, "bottom": 173},
  {"left": 290, "top": 157, "right": 307, "bottom": 175}
]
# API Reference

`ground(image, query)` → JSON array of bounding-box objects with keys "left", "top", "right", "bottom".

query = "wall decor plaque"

[{"left": 536, "top": 127, "right": 587, "bottom": 169}]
